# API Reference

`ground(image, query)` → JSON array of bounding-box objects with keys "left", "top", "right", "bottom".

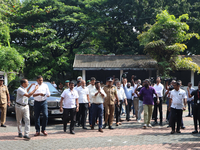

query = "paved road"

[{"left": 0, "top": 104, "right": 200, "bottom": 150}]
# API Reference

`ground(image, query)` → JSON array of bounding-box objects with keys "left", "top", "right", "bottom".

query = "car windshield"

[{"left": 28, "top": 81, "right": 59, "bottom": 93}]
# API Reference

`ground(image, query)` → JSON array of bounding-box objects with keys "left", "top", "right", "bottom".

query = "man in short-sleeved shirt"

[
  {"left": 0, "top": 77, "right": 10, "bottom": 127},
  {"left": 15, "top": 79, "right": 38, "bottom": 139},
  {"left": 76, "top": 80, "right": 90, "bottom": 129},
  {"left": 103, "top": 77, "right": 119, "bottom": 129},
  {"left": 169, "top": 82, "right": 187, "bottom": 134},
  {"left": 136, "top": 79, "right": 159, "bottom": 128},
  {"left": 60, "top": 81, "right": 79, "bottom": 134}
]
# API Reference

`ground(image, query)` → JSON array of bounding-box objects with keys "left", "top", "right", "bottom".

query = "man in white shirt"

[
  {"left": 52, "top": 81, "right": 57, "bottom": 88},
  {"left": 76, "top": 80, "right": 90, "bottom": 129},
  {"left": 152, "top": 77, "right": 164, "bottom": 126},
  {"left": 169, "top": 82, "right": 187, "bottom": 134},
  {"left": 87, "top": 77, "right": 96, "bottom": 126},
  {"left": 60, "top": 81, "right": 79, "bottom": 134},
  {"left": 30, "top": 75, "right": 50, "bottom": 136},
  {"left": 116, "top": 81, "right": 127, "bottom": 125},
  {"left": 186, "top": 82, "right": 195, "bottom": 117},
  {"left": 15, "top": 79, "right": 38, "bottom": 139},
  {"left": 90, "top": 81, "right": 106, "bottom": 132}
]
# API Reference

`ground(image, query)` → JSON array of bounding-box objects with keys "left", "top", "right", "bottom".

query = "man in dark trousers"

[
  {"left": 60, "top": 81, "right": 79, "bottom": 134},
  {"left": 187, "top": 81, "right": 200, "bottom": 134},
  {"left": 169, "top": 82, "right": 187, "bottom": 134}
]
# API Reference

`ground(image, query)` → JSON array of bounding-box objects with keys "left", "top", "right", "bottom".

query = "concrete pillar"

[
  {"left": 4, "top": 72, "right": 8, "bottom": 86},
  {"left": 82, "top": 70, "right": 86, "bottom": 81},
  {"left": 120, "top": 70, "right": 123, "bottom": 81},
  {"left": 191, "top": 71, "right": 194, "bottom": 86}
]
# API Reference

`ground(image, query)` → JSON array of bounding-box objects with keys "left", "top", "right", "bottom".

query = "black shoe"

[
  {"left": 82, "top": 127, "right": 87, "bottom": 130},
  {"left": 102, "top": 124, "right": 107, "bottom": 129},
  {"left": 24, "top": 135, "right": 31, "bottom": 139},
  {"left": 159, "top": 122, "right": 163, "bottom": 126},
  {"left": 176, "top": 130, "right": 181, "bottom": 133},
  {"left": 171, "top": 131, "right": 175, "bottom": 134},
  {"left": 1, "top": 124, "right": 6, "bottom": 127},
  {"left": 185, "top": 115, "right": 190, "bottom": 117},
  {"left": 64, "top": 129, "right": 66, "bottom": 132},
  {"left": 167, "top": 125, "right": 171, "bottom": 128},
  {"left": 181, "top": 126, "right": 185, "bottom": 129},
  {"left": 192, "top": 130, "right": 198, "bottom": 134},
  {"left": 70, "top": 130, "right": 75, "bottom": 134},
  {"left": 126, "top": 119, "right": 131, "bottom": 121},
  {"left": 152, "top": 121, "right": 158, "bottom": 126},
  {"left": 109, "top": 126, "right": 114, "bottom": 130},
  {"left": 18, "top": 133, "right": 23, "bottom": 138}
]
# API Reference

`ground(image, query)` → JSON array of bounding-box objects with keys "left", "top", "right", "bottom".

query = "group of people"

[{"left": 0, "top": 74, "right": 200, "bottom": 140}]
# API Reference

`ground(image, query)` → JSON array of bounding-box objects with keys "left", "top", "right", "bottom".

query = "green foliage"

[{"left": 138, "top": 10, "right": 200, "bottom": 76}]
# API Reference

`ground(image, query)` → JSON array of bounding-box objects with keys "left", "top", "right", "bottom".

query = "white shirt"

[
  {"left": 77, "top": 86, "right": 89, "bottom": 103},
  {"left": 30, "top": 82, "right": 50, "bottom": 101},
  {"left": 87, "top": 84, "right": 96, "bottom": 103},
  {"left": 61, "top": 89, "right": 79, "bottom": 109},
  {"left": 52, "top": 84, "right": 57, "bottom": 88},
  {"left": 154, "top": 83, "right": 164, "bottom": 97},
  {"left": 170, "top": 89, "right": 187, "bottom": 109},
  {"left": 91, "top": 88, "right": 107, "bottom": 104},
  {"left": 116, "top": 87, "right": 127, "bottom": 100},
  {"left": 186, "top": 87, "right": 195, "bottom": 101},
  {"left": 16, "top": 86, "right": 28, "bottom": 105},
  {"left": 132, "top": 84, "right": 140, "bottom": 98}
]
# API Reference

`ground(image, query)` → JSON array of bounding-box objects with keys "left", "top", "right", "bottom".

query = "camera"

[{"left": 122, "top": 72, "right": 128, "bottom": 79}]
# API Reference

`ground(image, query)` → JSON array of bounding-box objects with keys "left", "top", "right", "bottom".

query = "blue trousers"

[
  {"left": 187, "top": 101, "right": 194, "bottom": 116},
  {"left": 89, "top": 104, "right": 93, "bottom": 125},
  {"left": 92, "top": 104, "right": 103, "bottom": 129},
  {"left": 34, "top": 100, "right": 48, "bottom": 132}
]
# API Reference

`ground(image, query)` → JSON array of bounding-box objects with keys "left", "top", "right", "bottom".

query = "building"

[{"left": 73, "top": 54, "right": 200, "bottom": 86}]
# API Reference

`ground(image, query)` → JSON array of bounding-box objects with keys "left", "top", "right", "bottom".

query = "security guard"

[
  {"left": 63, "top": 80, "right": 70, "bottom": 90},
  {"left": 103, "top": 77, "right": 119, "bottom": 129},
  {"left": 0, "top": 77, "right": 10, "bottom": 127}
]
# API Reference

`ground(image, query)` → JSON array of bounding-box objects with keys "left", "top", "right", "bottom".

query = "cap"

[
  {"left": 106, "top": 77, "right": 113, "bottom": 82},
  {"left": 87, "top": 80, "right": 90, "bottom": 83},
  {"left": 77, "top": 76, "right": 82, "bottom": 80},
  {"left": 0, "top": 77, "right": 4, "bottom": 81},
  {"left": 65, "top": 80, "right": 70, "bottom": 83}
]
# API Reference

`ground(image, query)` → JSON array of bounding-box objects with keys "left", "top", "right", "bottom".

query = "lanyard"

[{"left": 197, "top": 90, "right": 200, "bottom": 99}]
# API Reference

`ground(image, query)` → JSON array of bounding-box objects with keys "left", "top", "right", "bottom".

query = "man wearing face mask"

[
  {"left": 135, "top": 79, "right": 159, "bottom": 129},
  {"left": 123, "top": 82, "right": 134, "bottom": 121}
]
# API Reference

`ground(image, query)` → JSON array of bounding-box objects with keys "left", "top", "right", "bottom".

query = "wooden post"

[
  {"left": 82, "top": 70, "right": 86, "bottom": 81},
  {"left": 191, "top": 71, "right": 194, "bottom": 86}
]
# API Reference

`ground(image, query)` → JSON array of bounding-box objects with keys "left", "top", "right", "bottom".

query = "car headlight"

[{"left": 29, "top": 99, "right": 34, "bottom": 106}]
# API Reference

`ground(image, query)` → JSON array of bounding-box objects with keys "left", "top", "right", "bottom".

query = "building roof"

[{"left": 73, "top": 54, "right": 200, "bottom": 70}]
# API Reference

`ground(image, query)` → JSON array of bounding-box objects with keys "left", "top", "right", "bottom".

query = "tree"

[
  {"left": 138, "top": 10, "right": 200, "bottom": 77},
  {"left": 0, "top": 5, "right": 23, "bottom": 73}
]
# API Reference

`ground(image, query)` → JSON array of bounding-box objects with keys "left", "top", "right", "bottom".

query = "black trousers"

[
  {"left": 126, "top": 99, "right": 132, "bottom": 120},
  {"left": 119, "top": 100, "right": 123, "bottom": 119},
  {"left": 170, "top": 107, "right": 183, "bottom": 131},
  {"left": 115, "top": 103, "right": 120, "bottom": 123},
  {"left": 63, "top": 108, "right": 76, "bottom": 132},
  {"left": 78, "top": 103, "right": 88, "bottom": 127},
  {"left": 153, "top": 97, "right": 163, "bottom": 123},
  {"left": 193, "top": 104, "right": 200, "bottom": 131}
]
